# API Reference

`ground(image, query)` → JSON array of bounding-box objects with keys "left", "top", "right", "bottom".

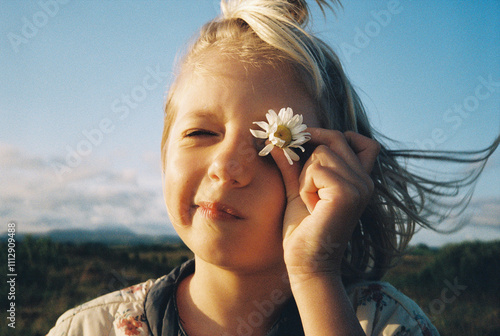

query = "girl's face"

[{"left": 164, "top": 55, "right": 320, "bottom": 272}]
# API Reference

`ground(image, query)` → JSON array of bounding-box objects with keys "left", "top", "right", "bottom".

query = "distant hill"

[{"left": 2, "top": 227, "right": 182, "bottom": 245}]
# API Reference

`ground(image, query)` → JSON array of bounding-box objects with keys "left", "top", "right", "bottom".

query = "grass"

[{"left": 1, "top": 238, "right": 498, "bottom": 336}]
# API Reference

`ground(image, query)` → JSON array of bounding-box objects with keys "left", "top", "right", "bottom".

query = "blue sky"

[{"left": 1, "top": 0, "right": 499, "bottom": 246}]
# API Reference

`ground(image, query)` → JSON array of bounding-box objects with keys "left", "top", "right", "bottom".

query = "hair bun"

[
  {"left": 220, "top": 0, "right": 336, "bottom": 27},
  {"left": 220, "top": 0, "right": 342, "bottom": 27}
]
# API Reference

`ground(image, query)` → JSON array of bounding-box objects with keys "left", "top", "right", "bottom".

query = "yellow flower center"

[{"left": 274, "top": 125, "right": 292, "bottom": 147}]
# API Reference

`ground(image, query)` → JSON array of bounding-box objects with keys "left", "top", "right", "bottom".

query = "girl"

[{"left": 47, "top": 1, "right": 498, "bottom": 335}]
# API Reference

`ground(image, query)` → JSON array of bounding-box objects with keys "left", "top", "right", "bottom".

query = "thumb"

[
  {"left": 269, "top": 145, "right": 310, "bottom": 241},
  {"left": 269, "top": 145, "right": 302, "bottom": 203}
]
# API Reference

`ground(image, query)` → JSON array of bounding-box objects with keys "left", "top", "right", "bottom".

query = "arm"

[
  {"left": 271, "top": 129, "right": 380, "bottom": 335},
  {"left": 290, "top": 273, "right": 365, "bottom": 335}
]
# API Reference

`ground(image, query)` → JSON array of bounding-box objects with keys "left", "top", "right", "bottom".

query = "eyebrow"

[
  {"left": 179, "top": 109, "right": 224, "bottom": 125},
  {"left": 185, "top": 109, "right": 218, "bottom": 119}
]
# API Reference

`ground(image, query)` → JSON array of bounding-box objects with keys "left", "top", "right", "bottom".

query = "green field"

[{"left": 1, "top": 237, "right": 499, "bottom": 336}]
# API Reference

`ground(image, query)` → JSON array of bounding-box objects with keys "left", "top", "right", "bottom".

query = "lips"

[{"left": 196, "top": 201, "right": 244, "bottom": 220}]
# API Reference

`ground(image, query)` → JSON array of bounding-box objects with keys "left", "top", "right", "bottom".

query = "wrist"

[
  {"left": 283, "top": 235, "right": 346, "bottom": 285},
  {"left": 286, "top": 264, "right": 342, "bottom": 289}
]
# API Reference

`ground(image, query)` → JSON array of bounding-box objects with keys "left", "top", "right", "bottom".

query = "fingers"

[
  {"left": 269, "top": 144, "right": 311, "bottom": 238},
  {"left": 299, "top": 129, "right": 379, "bottom": 213},
  {"left": 275, "top": 128, "right": 380, "bottom": 273},
  {"left": 300, "top": 161, "right": 363, "bottom": 231},
  {"left": 269, "top": 129, "right": 379, "bottom": 201},
  {"left": 268, "top": 128, "right": 379, "bottom": 215},
  {"left": 299, "top": 145, "right": 371, "bottom": 214},
  {"left": 344, "top": 131, "right": 381, "bottom": 173},
  {"left": 307, "top": 128, "right": 365, "bottom": 182},
  {"left": 307, "top": 128, "right": 380, "bottom": 175}
]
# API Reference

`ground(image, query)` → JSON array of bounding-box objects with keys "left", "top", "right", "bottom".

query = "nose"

[{"left": 208, "top": 135, "right": 258, "bottom": 187}]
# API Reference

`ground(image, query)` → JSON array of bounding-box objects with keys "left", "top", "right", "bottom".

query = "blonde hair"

[{"left": 161, "top": 0, "right": 499, "bottom": 283}]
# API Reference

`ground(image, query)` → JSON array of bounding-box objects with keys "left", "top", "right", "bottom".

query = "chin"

[
  {"left": 193, "top": 240, "right": 286, "bottom": 274},
  {"left": 175, "top": 219, "right": 286, "bottom": 273}
]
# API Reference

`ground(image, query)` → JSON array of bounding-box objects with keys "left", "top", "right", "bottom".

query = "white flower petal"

[
  {"left": 290, "top": 139, "right": 308, "bottom": 148},
  {"left": 258, "top": 143, "right": 274, "bottom": 156},
  {"left": 296, "top": 114, "right": 304, "bottom": 125},
  {"left": 282, "top": 149, "right": 293, "bottom": 165},
  {"left": 286, "top": 148, "right": 300, "bottom": 161},
  {"left": 266, "top": 110, "right": 278, "bottom": 125},
  {"left": 286, "top": 114, "right": 301, "bottom": 128},
  {"left": 250, "top": 107, "right": 310, "bottom": 162},
  {"left": 270, "top": 135, "right": 286, "bottom": 148},
  {"left": 290, "top": 133, "right": 310, "bottom": 145},
  {"left": 268, "top": 123, "right": 278, "bottom": 134},
  {"left": 291, "top": 123, "right": 307, "bottom": 134},
  {"left": 279, "top": 107, "right": 293, "bottom": 124},
  {"left": 250, "top": 129, "right": 269, "bottom": 139},
  {"left": 291, "top": 130, "right": 309, "bottom": 139},
  {"left": 253, "top": 121, "right": 270, "bottom": 132},
  {"left": 283, "top": 148, "right": 300, "bottom": 165},
  {"left": 294, "top": 145, "right": 306, "bottom": 152}
]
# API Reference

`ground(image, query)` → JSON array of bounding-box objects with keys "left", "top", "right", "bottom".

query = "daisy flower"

[{"left": 250, "top": 107, "right": 311, "bottom": 165}]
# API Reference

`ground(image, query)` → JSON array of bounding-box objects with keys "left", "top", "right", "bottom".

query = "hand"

[{"left": 270, "top": 129, "right": 380, "bottom": 280}]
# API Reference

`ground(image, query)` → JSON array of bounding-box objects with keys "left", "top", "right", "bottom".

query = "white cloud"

[
  {"left": 411, "top": 196, "right": 500, "bottom": 247},
  {"left": 412, "top": 224, "right": 500, "bottom": 247},
  {"left": 0, "top": 142, "right": 173, "bottom": 235},
  {"left": 467, "top": 197, "right": 500, "bottom": 228},
  {"left": 1, "top": 142, "right": 497, "bottom": 245}
]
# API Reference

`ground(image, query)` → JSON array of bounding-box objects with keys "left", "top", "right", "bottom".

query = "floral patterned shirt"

[{"left": 46, "top": 260, "right": 439, "bottom": 336}]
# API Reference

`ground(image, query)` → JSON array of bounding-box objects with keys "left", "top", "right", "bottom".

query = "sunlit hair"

[{"left": 161, "top": 0, "right": 499, "bottom": 283}]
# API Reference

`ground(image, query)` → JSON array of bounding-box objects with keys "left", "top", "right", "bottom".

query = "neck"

[{"left": 177, "top": 256, "right": 292, "bottom": 336}]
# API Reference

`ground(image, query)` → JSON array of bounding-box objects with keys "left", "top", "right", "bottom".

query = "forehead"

[{"left": 173, "top": 55, "right": 320, "bottom": 127}]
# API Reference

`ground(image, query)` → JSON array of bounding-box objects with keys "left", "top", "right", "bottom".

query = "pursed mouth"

[{"left": 196, "top": 201, "right": 244, "bottom": 220}]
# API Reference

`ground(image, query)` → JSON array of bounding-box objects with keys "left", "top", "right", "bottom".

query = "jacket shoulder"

[
  {"left": 46, "top": 277, "right": 165, "bottom": 336},
  {"left": 347, "top": 281, "right": 440, "bottom": 335}
]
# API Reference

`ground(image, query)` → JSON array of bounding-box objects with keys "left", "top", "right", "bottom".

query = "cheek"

[
  {"left": 162, "top": 168, "right": 182, "bottom": 224},
  {"left": 163, "top": 148, "right": 200, "bottom": 225}
]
